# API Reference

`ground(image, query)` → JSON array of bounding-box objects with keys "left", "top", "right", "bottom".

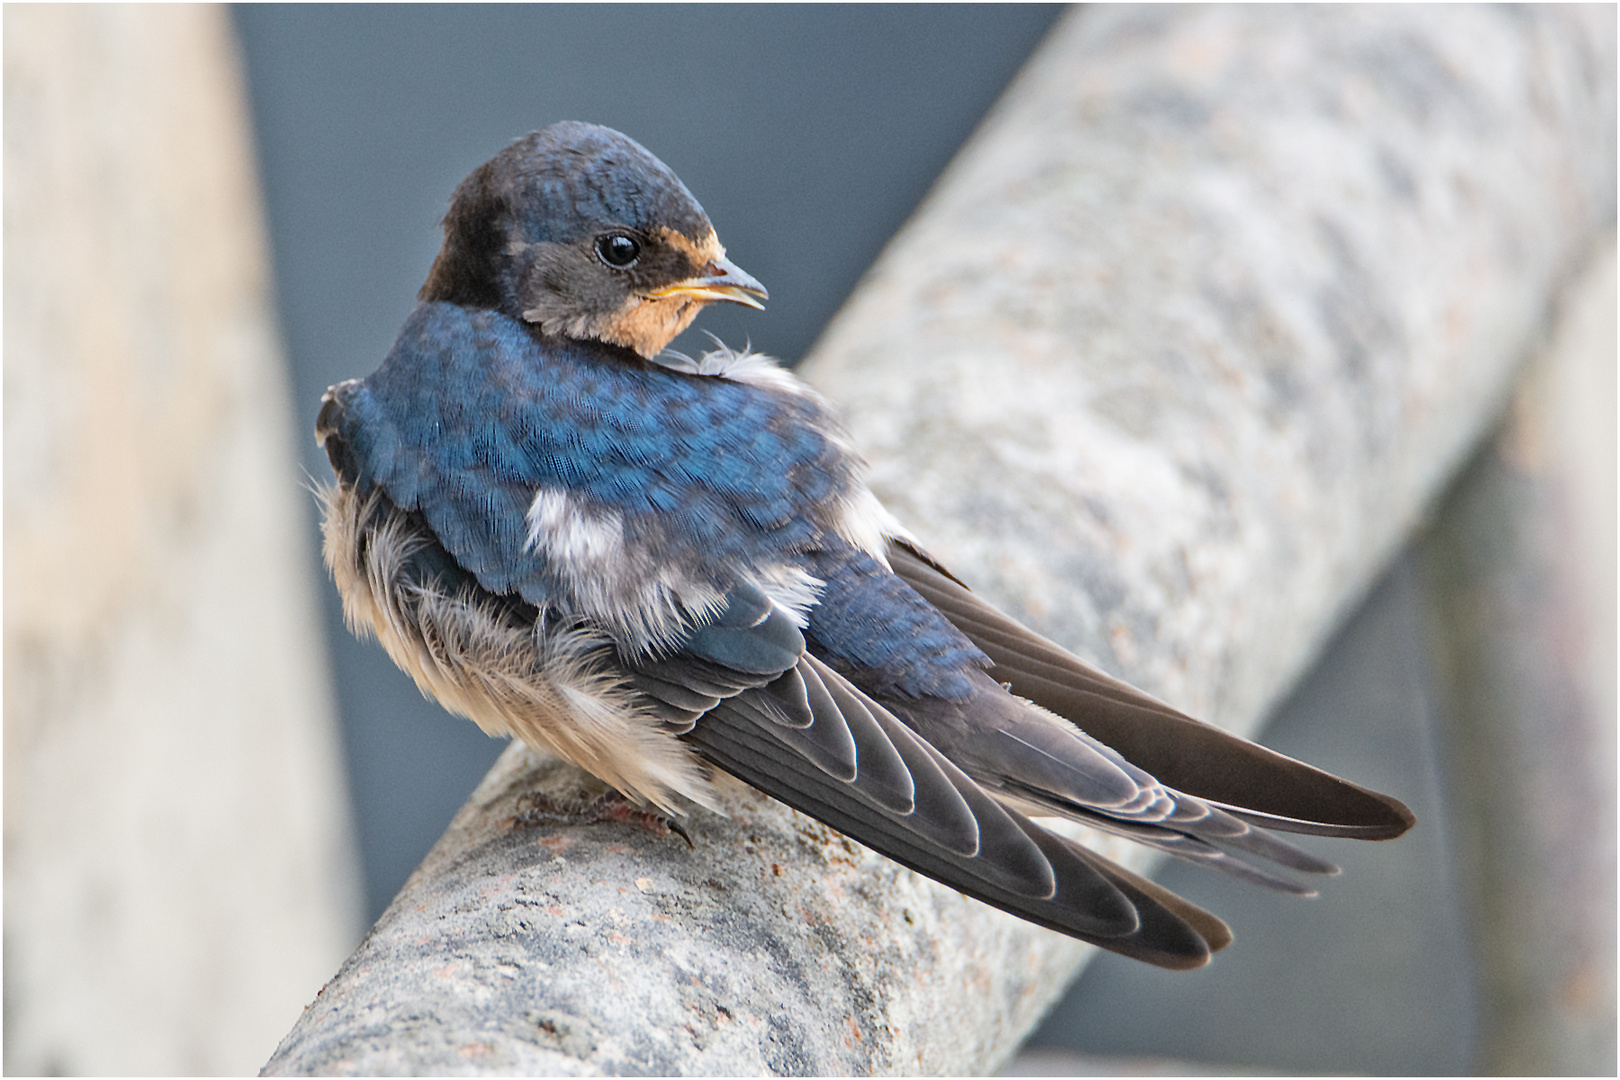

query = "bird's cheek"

[{"left": 516, "top": 245, "right": 592, "bottom": 312}]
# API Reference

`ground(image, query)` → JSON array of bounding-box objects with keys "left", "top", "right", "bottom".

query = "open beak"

[{"left": 644, "top": 254, "right": 768, "bottom": 310}]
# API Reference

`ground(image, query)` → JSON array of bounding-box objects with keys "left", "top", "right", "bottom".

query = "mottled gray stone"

[
  {"left": 807, "top": 4, "right": 1615, "bottom": 736},
  {"left": 264, "top": 746, "right": 1105, "bottom": 1075},
  {"left": 265, "top": 6, "right": 1615, "bottom": 1075}
]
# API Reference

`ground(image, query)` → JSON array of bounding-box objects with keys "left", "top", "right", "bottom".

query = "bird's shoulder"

[
  {"left": 318, "top": 301, "right": 878, "bottom": 645},
  {"left": 325, "top": 301, "right": 854, "bottom": 503},
  {"left": 801, "top": 543, "right": 990, "bottom": 702}
]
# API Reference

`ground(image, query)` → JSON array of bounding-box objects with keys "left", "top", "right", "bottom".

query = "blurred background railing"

[{"left": 5, "top": 5, "right": 1612, "bottom": 1075}]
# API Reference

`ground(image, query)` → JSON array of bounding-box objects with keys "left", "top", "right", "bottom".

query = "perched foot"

[{"left": 512, "top": 788, "right": 693, "bottom": 847}]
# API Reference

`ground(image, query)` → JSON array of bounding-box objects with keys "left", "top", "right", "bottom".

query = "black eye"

[{"left": 595, "top": 233, "right": 641, "bottom": 268}]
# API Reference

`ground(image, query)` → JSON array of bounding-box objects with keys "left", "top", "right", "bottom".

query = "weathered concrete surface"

[
  {"left": 264, "top": 747, "right": 1124, "bottom": 1075},
  {"left": 805, "top": 4, "right": 1616, "bottom": 738},
  {"left": 4, "top": 6, "right": 362, "bottom": 1074},
  {"left": 265, "top": 6, "right": 1615, "bottom": 1075},
  {"left": 1420, "top": 235, "right": 1617, "bottom": 1075}
]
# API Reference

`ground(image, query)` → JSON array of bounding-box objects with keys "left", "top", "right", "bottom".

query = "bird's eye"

[{"left": 595, "top": 233, "right": 641, "bottom": 268}]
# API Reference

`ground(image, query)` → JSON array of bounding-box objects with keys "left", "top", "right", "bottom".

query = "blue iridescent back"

[{"left": 330, "top": 302, "right": 855, "bottom": 604}]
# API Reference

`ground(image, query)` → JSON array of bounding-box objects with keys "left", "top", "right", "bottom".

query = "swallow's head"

[{"left": 420, "top": 121, "right": 766, "bottom": 358}]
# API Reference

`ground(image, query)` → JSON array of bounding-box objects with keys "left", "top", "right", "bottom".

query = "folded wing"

[
  {"left": 886, "top": 540, "right": 1416, "bottom": 841},
  {"left": 627, "top": 588, "right": 1228, "bottom": 969}
]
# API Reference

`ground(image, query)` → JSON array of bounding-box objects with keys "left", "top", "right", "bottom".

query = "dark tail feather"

[{"left": 888, "top": 540, "right": 1416, "bottom": 840}]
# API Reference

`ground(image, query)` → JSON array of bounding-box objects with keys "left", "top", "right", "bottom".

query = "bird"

[{"left": 316, "top": 121, "right": 1414, "bottom": 970}]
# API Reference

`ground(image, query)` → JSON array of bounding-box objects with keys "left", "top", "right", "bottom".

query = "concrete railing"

[{"left": 263, "top": 6, "right": 1614, "bottom": 1074}]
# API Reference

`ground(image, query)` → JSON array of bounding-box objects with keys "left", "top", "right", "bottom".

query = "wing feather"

[
  {"left": 684, "top": 695, "right": 1224, "bottom": 969},
  {"left": 887, "top": 540, "right": 1415, "bottom": 841}
]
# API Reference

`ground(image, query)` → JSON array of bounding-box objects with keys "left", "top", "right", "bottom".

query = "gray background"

[{"left": 232, "top": 6, "right": 1474, "bottom": 1071}]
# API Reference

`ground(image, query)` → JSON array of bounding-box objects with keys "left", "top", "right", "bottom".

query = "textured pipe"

[
  {"left": 804, "top": 4, "right": 1615, "bottom": 738},
  {"left": 265, "top": 6, "right": 1614, "bottom": 1075}
]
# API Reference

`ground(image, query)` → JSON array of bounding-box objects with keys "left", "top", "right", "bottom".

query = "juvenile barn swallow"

[{"left": 318, "top": 121, "right": 1413, "bottom": 969}]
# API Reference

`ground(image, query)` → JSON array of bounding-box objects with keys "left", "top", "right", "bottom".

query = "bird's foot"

[{"left": 511, "top": 789, "right": 692, "bottom": 847}]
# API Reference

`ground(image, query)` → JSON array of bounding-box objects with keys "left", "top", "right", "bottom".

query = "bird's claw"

[{"left": 511, "top": 788, "right": 693, "bottom": 847}]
